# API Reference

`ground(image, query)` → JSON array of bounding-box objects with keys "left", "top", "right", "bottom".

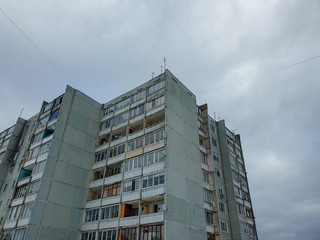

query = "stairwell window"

[
  {"left": 221, "top": 221, "right": 228, "bottom": 233},
  {"left": 203, "top": 189, "right": 212, "bottom": 204},
  {"left": 205, "top": 210, "right": 214, "bottom": 224},
  {"left": 203, "top": 170, "right": 209, "bottom": 183}
]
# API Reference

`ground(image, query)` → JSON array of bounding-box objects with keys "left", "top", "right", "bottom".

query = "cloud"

[{"left": 1, "top": 1, "right": 320, "bottom": 239}]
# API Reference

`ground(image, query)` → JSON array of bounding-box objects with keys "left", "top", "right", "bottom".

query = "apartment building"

[{"left": 0, "top": 70, "right": 258, "bottom": 240}]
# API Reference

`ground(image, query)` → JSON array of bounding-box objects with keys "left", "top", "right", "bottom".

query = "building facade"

[{"left": 0, "top": 70, "right": 258, "bottom": 240}]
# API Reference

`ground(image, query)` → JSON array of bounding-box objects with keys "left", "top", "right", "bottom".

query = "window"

[
  {"left": 243, "top": 191, "right": 250, "bottom": 201},
  {"left": 125, "top": 156, "right": 142, "bottom": 172},
  {"left": 2, "top": 139, "right": 10, "bottom": 148},
  {"left": 115, "top": 98, "right": 130, "bottom": 110},
  {"left": 218, "top": 185, "right": 224, "bottom": 197},
  {"left": 238, "top": 203, "right": 246, "bottom": 215},
  {"left": 142, "top": 172, "right": 164, "bottom": 188},
  {"left": 147, "top": 95, "right": 165, "bottom": 110},
  {"left": 27, "top": 181, "right": 41, "bottom": 194},
  {"left": 109, "top": 144, "right": 125, "bottom": 158},
  {"left": 132, "top": 90, "right": 146, "bottom": 103},
  {"left": 207, "top": 233, "right": 215, "bottom": 240},
  {"left": 144, "top": 149, "right": 165, "bottom": 166},
  {"left": 100, "top": 119, "right": 112, "bottom": 131},
  {"left": 198, "top": 120, "right": 205, "bottom": 132},
  {"left": 40, "top": 141, "right": 51, "bottom": 154},
  {"left": 32, "top": 132, "right": 43, "bottom": 144},
  {"left": 2, "top": 183, "right": 8, "bottom": 192},
  {"left": 215, "top": 168, "right": 222, "bottom": 178},
  {"left": 203, "top": 170, "right": 209, "bottom": 183},
  {"left": 38, "top": 115, "right": 50, "bottom": 128},
  {"left": 130, "top": 104, "right": 145, "bottom": 118},
  {"left": 229, "top": 155, "right": 237, "bottom": 166},
  {"left": 148, "top": 80, "right": 165, "bottom": 94},
  {"left": 237, "top": 162, "right": 244, "bottom": 172},
  {"left": 97, "top": 229, "right": 117, "bottom": 240},
  {"left": 219, "top": 202, "right": 226, "bottom": 212},
  {"left": 232, "top": 170, "right": 239, "bottom": 182},
  {"left": 14, "top": 186, "right": 27, "bottom": 199},
  {"left": 100, "top": 205, "right": 119, "bottom": 220},
  {"left": 201, "top": 151, "right": 207, "bottom": 164},
  {"left": 205, "top": 210, "right": 214, "bottom": 224},
  {"left": 123, "top": 178, "right": 140, "bottom": 193},
  {"left": 103, "top": 105, "right": 114, "bottom": 116},
  {"left": 221, "top": 221, "right": 228, "bottom": 233},
  {"left": 103, "top": 182, "right": 121, "bottom": 198},
  {"left": 210, "top": 124, "right": 215, "bottom": 133},
  {"left": 43, "top": 102, "right": 53, "bottom": 113},
  {"left": 12, "top": 228, "right": 26, "bottom": 240},
  {"left": 20, "top": 202, "right": 33, "bottom": 218},
  {"left": 145, "top": 129, "right": 164, "bottom": 146},
  {"left": 48, "top": 110, "right": 59, "bottom": 121},
  {"left": 213, "top": 153, "right": 219, "bottom": 161},
  {"left": 28, "top": 146, "right": 40, "bottom": 159},
  {"left": 95, "top": 150, "right": 108, "bottom": 163},
  {"left": 211, "top": 138, "right": 217, "bottom": 147},
  {"left": 140, "top": 224, "right": 163, "bottom": 240},
  {"left": 106, "top": 164, "right": 121, "bottom": 177},
  {"left": 240, "top": 222, "right": 249, "bottom": 234},
  {"left": 81, "top": 232, "right": 96, "bottom": 240},
  {"left": 33, "top": 160, "right": 46, "bottom": 174},
  {"left": 7, "top": 206, "right": 22, "bottom": 220},
  {"left": 0, "top": 200, "right": 2, "bottom": 207},
  {"left": 234, "top": 186, "right": 242, "bottom": 198},
  {"left": 197, "top": 107, "right": 204, "bottom": 118},
  {"left": 240, "top": 175, "right": 247, "bottom": 187},
  {"left": 54, "top": 95, "right": 63, "bottom": 106},
  {"left": 203, "top": 189, "right": 212, "bottom": 204},
  {"left": 127, "top": 137, "right": 143, "bottom": 151},
  {"left": 0, "top": 152, "right": 4, "bottom": 164},
  {"left": 11, "top": 180, "right": 16, "bottom": 189},
  {"left": 84, "top": 209, "right": 99, "bottom": 222},
  {"left": 120, "top": 227, "right": 137, "bottom": 240}
]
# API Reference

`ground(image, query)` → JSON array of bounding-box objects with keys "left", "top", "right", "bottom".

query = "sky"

[{"left": 1, "top": 0, "right": 320, "bottom": 239}]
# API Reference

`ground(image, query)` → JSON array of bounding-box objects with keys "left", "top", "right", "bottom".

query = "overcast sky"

[{"left": 1, "top": 1, "right": 320, "bottom": 239}]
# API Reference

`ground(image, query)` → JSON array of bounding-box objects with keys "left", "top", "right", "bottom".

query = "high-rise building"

[{"left": 0, "top": 70, "right": 258, "bottom": 240}]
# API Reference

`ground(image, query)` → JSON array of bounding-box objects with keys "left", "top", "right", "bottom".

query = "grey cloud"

[{"left": 1, "top": 1, "right": 320, "bottom": 239}]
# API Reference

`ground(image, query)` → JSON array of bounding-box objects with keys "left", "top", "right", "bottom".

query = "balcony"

[
  {"left": 99, "top": 218, "right": 118, "bottom": 229},
  {"left": 142, "top": 186, "right": 164, "bottom": 200},
  {"left": 122, "top": 191, "right": 140, "bottom": 202},
  {"left": 143, "top": 162, "right": 164, "bottom": 175},
  {"left": 119, "top": 216, "right": 138, "bottom": 227},
  {"left": 105, "top": 174, "right": 122, "bottom": 185},
  {"left": 141, "top": 212, "right": 164, "bottom": 225},
  {"left": 17, "top": 216, "right": 30, "bottom": 227}
]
